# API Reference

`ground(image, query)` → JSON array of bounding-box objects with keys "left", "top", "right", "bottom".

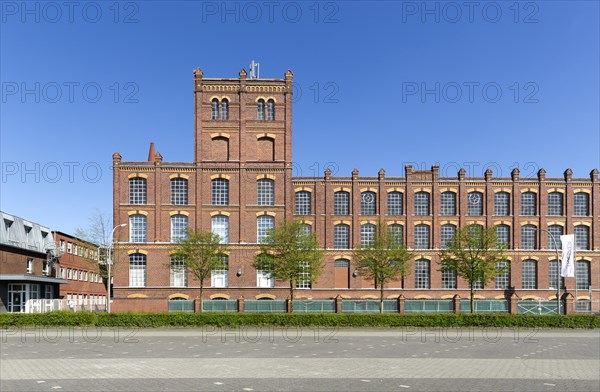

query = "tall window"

[
  {"left": 129, "top": 177, "right": 146, "bottom": 205},
  {"left": 495, "top": 260, "right": 510, "bottom": 289},
  {"left": 494, "top": 192, "right": 510, "bottom": 216},
  {"left": 414, "top": 192, "right": 430, "bottom": 216},
  {"left": 171, "top": 214, "right": 188, "bottom": 242},
  {"left": 360, "top": 224, "right": 376, "bottom": 247},
  {"left": 574, "top": 192, "right": 589, "bottom": 216},
  {"left": 170, "top": 257, "right": 187, "bottom": 287},
  {"left": 267, "top": 99, "right": 275, "bottom": 120},
  {"left": 361, "top": 191, "right": 376, "bottom": 215},
  {"left": 388, "top": 224, "right": 404, "bottom": 246},
  {"left": 171, "top": 178, "right": 188, "bottom": 205},
  {"left": 521, "top": 192, "right": 536, "bottom": 216},
  {"left": 211, "top": 215, "right": 229, "bottom": 243},
  {"left": 467, "top": 192, "right": 484, "bottom": 216},
  {"left": 220, "top": 99, "right": 229, "bottom": 120},
  {"left": 129, "top": 214, "right": 147, "bottom": 243},
  {"left": 257, "top": 99, "right": 265, "bottom": 120},
  {"left": 547, "top": 192, "right": 563, "bottom": 216},
  {"left": 495, "top": 224, "right": 510, "bottom": 248},
  {"left": 440, "top": 191, "right": 456, "bottom": 216},
  {"left": 295, "top": 191, "right": 311, "bottom": 215},
  {"left": 547, "top": 225, "right": 563, "bottom": 250},
  {"left": 212, "top": 178, "right": 229, "bottom": 206},
  {"left": 548, "top": 260, "right": 565, "bottom": 290},
  {"left": 334, "top": 224, "right": 350, "bottom": 249},
  {"left": 211, "top": 255, "right": 228, "bottom": 288},
  {"left": 211, "top": 98, "right": 219, "bottom": 120},
  {"left": 257, "top": 179, "right": 274, "bottom": 206},
  {"left": 521, "top": 224, "right": 537, "bottom": 250},
  {"left": 129, "top": 253, "right": 146, "bottom": 287},
  {"left": 414, "top": 224, "right": 430, "bottom": 249},
  {"left": 296, "top": 261, "right": 311, "bottom": 289},
  {"left": 522, "top": 260, "right": 537, "bottom": 289},
  {"left": 387, "top": 192, "right": 403, "bottom": 216},
  {"left": 576, "top": 260, "right": 591, "bottom": 290},
  {"left": 415, "top": 259, "right": 430, "bottom": 289},
  {"left": 299, "top": 223, "right": 312, "bottom": 237},
  {"left": 256, "top": 255, "right": 274, "bottom": 288},
  {"left": 441, "top": 268, "right": 457, "bottom": 289},
  {"left": 574, "top": 225, "right": 589, "bottom": 250},
  {"left": 440, "top": 224, "right": 456, "bottom": 249},
  {"left": 257, "top": 215, "right": 274, "bottom": 243},
  {"left": 334, "top": 191, "right": 350, "bottom": 215}
]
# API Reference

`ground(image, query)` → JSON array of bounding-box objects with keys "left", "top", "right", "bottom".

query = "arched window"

[
  {"left": 495, "top": 260, "right": 510, "bottom": 289},
  {"left": 547, "top": 225, "right": 563, "bottom": 250},
  {"left": 494, "top": 191, "right": 510, "bottom": 216},
  {"left": 547, "top": 192, "right": 563, "bottom": 216},
  {"left": 211, "top": 178, "right": 229, "bottom": 206},
  {"left": 299, "top": 223, "right": 312, "bottom": 237},
  {"left": 257, "top": 99, "right": 265, "bottom": 120},
  {"left": 257, "top": 179, "right": 274, "bottom": 206},
  {"left": 257, "top": 215, "right": 274, "bottom": 243},
  {"left": 467, "top": 191, "right": 483, "bottom": 216},
  {"left": 522, "top": 259, "right": 537, "bottom": 289},
  {"left": 548, "top": 260, "right": 565, "bottom": 290},
  {"left": 441, "top": 267, "right": 456, "bottom": 289},
  {"left": 333, "top": 224, "right": 349, "bottom": 249},
  {"left": 574, "top": 192, "right": 589, "bottom": 216},
  {"left": 129, "top": 177, "right": 146, "bottom": 205},
  {"left": 360, "top": 223, "right": 376, "bottom": 247},
  {"left": 211, "top": 98, "right": 219, "bottom": 120},
  {"left": 521, "top": 192, "right": 537, "bottom": 216},
  {"left": 256, "top": 254, "right": 274, "bottom": 288},
  {"left": 129, "top": 253, "right": 146, "bottom": 287},
  {"left": 415, "top": 259, "right": 430, "bottom": 289},
  {"left": 171, "top": 214, "right": 188, "bottom": 242},
  {"left": 334, "top": 191, "right": 350, "bottom": 215},
  {"left": 211, "top": 254, "right": 228, "bottom": 288},
  {"left": 414, "top": 192, "right": 430, "bottom": 216},
  {"left": 220, "top": 99, "right": 229, "bottom": 120},
  {"left": 388, "top": 224, "right": 403, "bottom": 246},
  {"left": 170, "top": 257, "right": 187, "bottom": 287},
  {"left": 129, "top": 214, "right": 147, "bottom": 243},
  {"left": 211, "top": 215, "right": 229, "bottom": 244},
  {"left": 440, "top": 224, "right": 456, "bottom": 249},
  {"left": 576, "top": 260, "right": 591, "bottom": 290},
  {"left": 361, "top": 191, "right": 376, "bottom": 215},
  {"left": 171, "top": 178, "right": 188, "bottom": 205},
  {"left": 295, "top": 191, "right": 311, "bottom": 215},
  {"left": 521, "top": 224, "right": 537, "bottom": 250},
  {"left": 267, "top": 99, "right": 275, "bottom": 120},
  {"left": 574, "top": 225, "right": 589, "bottom": 250},
  {"left": 387, "top": 191, "right": 403, "bottom": 216},
  {"left": 296, "top": 261, "right": 311, "bottom": 289},
  {"left": 440, "top": 191, "right": 456, "bottom": 216},
  {"left": 496, "top": 224, "right": 510, "bottom": 248},
  {"left": 414, "top": 224, "right": 430, "bottom": 249}
]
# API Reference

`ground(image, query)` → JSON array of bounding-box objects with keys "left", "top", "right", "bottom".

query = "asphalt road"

[{"left": 1, "top": 327, "right": 599, "bottom": 391}]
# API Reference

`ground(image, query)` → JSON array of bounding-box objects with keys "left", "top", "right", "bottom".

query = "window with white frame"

[
  {"left": 495, "top": 260, "right": 510, "bottom": 289},
  {"left": 521, "top": 224, "right": 536, "bottom": 250},
  {"left": 26, "top": 258, "right": 34, "bottom": 273},
  {"left": 257, "top": 179, "right": 274, "bottom": 206},
  {"left": 415, "top": 259, "right": 430, "bottom": 289},
  {"left": 129, "top": 177, "right": 147, "bottom": 205},
  {"left": 129, "top": 214, "right": 147, "bottom": 243},
  {"left": 257, "top": 215, "right": 274, "bottom": 243},
  {"left": 360, "top": 223, "right": 376, "bottom": 247},
  {"left": 494, "top": 192, "right": 510, "bottom": 216},
  {"left": 440, "top": 224, "right": 456, "bottom": 249},
  {"left": 256, "top": 254, "right": 274, "bottom": 288},
  {"left": 414, "top": 192, "right": 430, "bottom": 216},
  {"left": 361, "top": 192, "right": 376, "bottom": 215},
  {"left": 387, "top": 192, "right": 403, "bottom": 216},
  {"left": 296, "top": 261, "right": 311, "bottom": 289},
  {"left": 333, "top": 191, "right": 350, "bottom": 215},
  {"left": 211, "top": 215, "right": 229, "bottom": 243},
  {"left": 211, "top": 254, "right": 228, "bottom": 288},
  {"left": 573, "top": 192, "right": 589, "bottom": 216},
  {"left": 211, "top": 178, "right": 229, "bottom": 206},
  {"left": 171, "top": 257, "right": 188, "bottom": 286},
  {"left": 521, "top": 192, "right": 536, "bottom": 216},
  {"left": 129, "top": 253, "right": 146, "bottom": 287},
  {"left": 440, "top": 191, "right": 456, "bottom": 216},
  {"left": 171, "top": 178, "right": 188, "bottom": 205},
  {"left": 574, "top": 225, "right": 589, "bottom": 250},
  {"left": 333, "top": 224, "right": 349, "bottom": 249},
  {"left": 547, "top": 192, "right": 563, "bottom": 216},
  {"left": 521, "top": 259, "right": 537, "bottom": 289},
  {"left": 295, "top": 191, "right": 311, "bottom": 215},
  {"left": 67, "top": 242, "right": 72, "bottom": 253},
  {"left": 414, "top": 224, "right": 430, "bottom": 249}
]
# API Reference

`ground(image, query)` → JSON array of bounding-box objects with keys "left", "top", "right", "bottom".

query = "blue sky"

[{"left": 1, "top": 1, "right": 599, "bottom": 233}]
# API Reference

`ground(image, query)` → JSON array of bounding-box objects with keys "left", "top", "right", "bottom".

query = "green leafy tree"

[
  {"left": 352, "top": 223, "right": 413, "bottom": 313},
  {"left": 252, "top": 220, "right": 324, "bottom": 312},
  {"left": 170, "top": 231, "right": 226, "bottom": 301},
  {"left": 439, "top": 224, "right": 508, "bottom": 313}
]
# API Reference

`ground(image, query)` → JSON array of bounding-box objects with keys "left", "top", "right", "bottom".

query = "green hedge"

[{"left": 1, "top": 312, "right": 598, "bottom": 328}]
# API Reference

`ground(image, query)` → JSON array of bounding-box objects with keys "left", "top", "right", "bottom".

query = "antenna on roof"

[{"left": 249, "top": 60, "right": 260, "bottom": 79}]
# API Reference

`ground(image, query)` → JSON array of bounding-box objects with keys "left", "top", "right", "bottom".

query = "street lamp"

[
  {"left": 533, "top": 227, "right": 561, "bottom": 315},
  {"left": 107, "top": 223, "right": 127, "bottom": 313}
]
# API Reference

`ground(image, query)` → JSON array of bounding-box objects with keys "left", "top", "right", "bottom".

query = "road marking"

[
  {"left": 543, "top": 383, "right": 556, "bottom": 387},
  {"left": 399, "top": 385, "right": 410, "bottom": 388},
  {"left": 360, "top": 379, "right": 371, "bottom": 382},
  {"left": 214, "top": 382, "right": 223, "bottom": 385},
  {"left": 36, "top": 381, "right": 45, "bottom": 384}
]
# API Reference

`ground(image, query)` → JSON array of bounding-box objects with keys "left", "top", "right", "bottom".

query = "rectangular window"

[
  {"left": 295, "top": 191, "right": 311, "bottom": 215},
  {"left": 360, "top": 224, "right": 376, "bottom": 247},
  {"left": 440, "top": 192, "right": 456, "bottom": 216},
  {"left": 130, "top": 215, "right": 147, "bottom": 243},
  {"left": 296, "top": 261, "right": 311, "bottom": 289},
  {"left": 522, "top": 260, "right": 537, "bottom": 289},
  {"left": 547, "top": 192, "right": 563, "bottom": 216},
  {"left": 257, "top": 215, "right": 274, "bottom": 243},
  {"left": 334, "top": 225, "right": 349, "bottom": 249},
  {"left": 441, "top": 268, "right": 456, "bottom": 289},
  {"left": 171, "top": 178, "right": 188, "bottom": 205},
  {"left": 414, "top": 192, "right": 430, "bottom": 216},
  {"left": 171, "top": 215, "right": 189, "bottom": 242},
  {"left": 440, "top": 224, "right": 456, "bottom": 249},
  {"left": 129, "top": 177, "right": 147, "bottom": 205},
  {"left": 170, "top": 258, "right": 187, "bottom": 287},
  {"left": 26, "top": 258, "right": 34, "bottom": 273},
  {"left": 494, "top": 192, "right": 510, "bottom": 216},
  {"left": 129, "top": 254, "right": 147, "bottom": 287},
  {"left": 548, "top": 260, "right": 565, "bottom": 290},
  {"left": 211, "top": 178, "right": 229, "bottom": 206},
  {"left": 521, "top": 192, "right": 536, "bottom": 216},
  {"left": 574, "top": 226, "right": 589, "bottom": 250},
  {"left": 257, "top": 179, "right": 274, "bottom": 206},
  {"left": 361, "top": 192, "right": 376, "bottom": 215},
  {"left": 67, "top": 242, "right": 72, "bottom": 254},
  {"left": 387, "top": 192, "right": 403, "bottom": 216},
  {"left": 576, "top": 261, "right": 590, "bottom": 291},
  {"left": 45, "top": 285, "right": 53, "bottom": 299},
  {"left": 414, "top": 225, "right": 430, "bottom": 249},
  {"left": 573, "top": 193, "right": 589, "bottom": 216},
  {"left": 495, "top": 261, "right": 510, "bottom": 289},
  {"left": 334, "top": 192, "right": 350, "bottom": 215},
  {"left": 467, "top": 192, "right": 484, "bottom": 216},
  {"left": 521, "top": 225, "right": 536, "bottom": 250},
  {"left": 415, "top": 259, "right": 430, "bottom": 289}
]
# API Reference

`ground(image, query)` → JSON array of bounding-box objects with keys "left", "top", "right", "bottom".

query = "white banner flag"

[{"left": 560, "top": 234, "right": 575, "bottom": 277}]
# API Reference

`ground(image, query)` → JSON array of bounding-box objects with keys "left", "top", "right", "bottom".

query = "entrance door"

[{"left": 8, "top": 284, "right": 24, "bottom": 312}]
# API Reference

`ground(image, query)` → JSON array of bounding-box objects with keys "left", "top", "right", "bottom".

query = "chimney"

[{"left": 148, "top": 143, "right": 156, "bottom": 162}]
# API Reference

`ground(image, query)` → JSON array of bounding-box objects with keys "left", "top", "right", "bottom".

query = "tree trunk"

[
  {"left": 199, "top": 283, "right": 204, "bottom": 312},
  {"left": 380, "top": 282, "right": 385, "bottom": 314},
  {"left": 289, "top": 280, "right": 294, "bottom": 313},
  {"left": 470, "top": 283, "right": 474, "bottom": 314}
]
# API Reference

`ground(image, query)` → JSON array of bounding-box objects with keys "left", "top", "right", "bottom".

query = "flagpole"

[{"left": 535, "top": 228, "right": 561, "bottom": 315}]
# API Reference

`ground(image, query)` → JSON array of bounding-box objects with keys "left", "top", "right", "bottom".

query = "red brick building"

[{"left": 111, "top": 68, "right": 599, "bottom": 312}]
